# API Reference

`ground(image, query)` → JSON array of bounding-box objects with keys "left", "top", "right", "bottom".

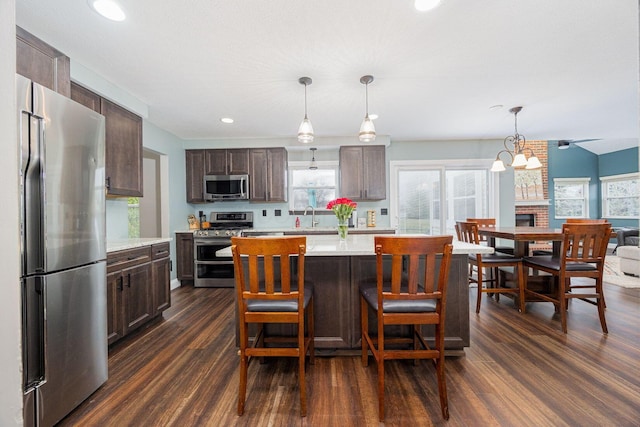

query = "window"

[
  {"left": 288, "top": 161, "right": 338, "bottom": 210},
  {"left": 553, "top": 178, "right": 590, "bottom": 218},
  {"left": 390, "top": 160, "right": 495, "bottom": 235},
  {"left": 128, "top": 197, "right": 140, "bottom": 238},
  {"left": 600, "top": 173, "right": 639, "bottom": 218}
]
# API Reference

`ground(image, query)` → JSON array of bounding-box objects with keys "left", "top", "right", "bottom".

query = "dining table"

[
  {"left": 477, "top": 226, "right": 563, "bottom": 258},
  {"left": 476, "top": 226, "right": 565, "bottom": 300}
]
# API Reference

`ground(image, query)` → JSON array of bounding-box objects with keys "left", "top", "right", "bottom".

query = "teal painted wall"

[
  {"left": 548, "top": 142, "right": 639, "bottom": 229},
  {"left": 599, "top": 146, "right": 639, "bottom": 228},
  {"left": 599, "top": 147, "right": 638, "bottom": 176},
  {"left": 548, "top": 142, "right": 600, "bottom": 228}
]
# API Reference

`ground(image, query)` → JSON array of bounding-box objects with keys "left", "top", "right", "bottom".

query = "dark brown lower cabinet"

[
  {"left": 107, "top": 243, "right": 171, "bottom": 346},
  {"left": 152, "top": 243, "right": 171, "bottom": 314},
  {"left": 242, "top": 253, "right": 469, "bottom": 352},
  {"left": 175, "top": 232, "right": 194, "bottom": 282}
]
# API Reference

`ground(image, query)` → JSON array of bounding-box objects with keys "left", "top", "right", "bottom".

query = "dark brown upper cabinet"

[
  {"left": 339, "top": 145, "right": 386, "bottom": 201},
  {"left": 205, "top": 149, "right": 250, "bottom": 175},
  {"left": 249, "top": 148, "right": 288, "bottom": 202},
  {"left": 71, "top": 82, "right": 143, "bottom": 197},
  {"left": 185, "top": 149, "right": 205, "bottom": 203},
  {"left": 16, "top": 26, "right": 70, "bottom": 97}
]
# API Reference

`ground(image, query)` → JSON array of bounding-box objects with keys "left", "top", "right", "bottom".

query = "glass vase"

[{"left": 337, "top": 219, "right": 348, "bottom": 240}]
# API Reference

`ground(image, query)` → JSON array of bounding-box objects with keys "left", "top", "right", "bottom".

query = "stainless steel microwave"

[{"left": 203, "top": 174, "right": 249, "bottom": 201}]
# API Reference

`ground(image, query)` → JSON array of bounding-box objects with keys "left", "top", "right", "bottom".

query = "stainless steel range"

[{"left": 193, "top": 211, "right": 253, "bottom": 288}]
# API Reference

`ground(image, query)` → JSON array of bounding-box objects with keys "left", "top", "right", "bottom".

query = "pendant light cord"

[{"left": 304, "top": 82, "right": 308, "bottom": 119}]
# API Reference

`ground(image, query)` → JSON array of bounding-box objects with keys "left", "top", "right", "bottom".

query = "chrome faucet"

[{"left": 303, "top": 205, "right": 318, "bottom": 228}]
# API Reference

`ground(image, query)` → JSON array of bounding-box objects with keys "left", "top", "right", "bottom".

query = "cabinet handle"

[
  {"left": 127, "top": 273, "right": 131, "bottom": 288},
  {"left": 106, "top": 176, "right": 111, "bottom": 190},
  {"left": 117, "top": 276, "right": 123, "bottom": 291}
]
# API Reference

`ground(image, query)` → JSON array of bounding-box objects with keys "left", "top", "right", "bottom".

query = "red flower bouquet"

[{"left": 326, "top": 198, "right": 357, "bottom": 239}]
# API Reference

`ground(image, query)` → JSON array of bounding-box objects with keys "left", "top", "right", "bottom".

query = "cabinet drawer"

[
  {"left": 152, "top": 242, "right": 170, "bottom": 260},
  {"left": 107, "top": 246, "right": 152, "bottom": 273}
]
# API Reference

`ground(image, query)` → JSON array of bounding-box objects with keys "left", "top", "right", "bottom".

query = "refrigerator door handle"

[
  {"left": 22, "top": 276, "right": 46, "bottom": 392},
  {"left": 23, "top": 114, "right": 45, "bottom": 274}
]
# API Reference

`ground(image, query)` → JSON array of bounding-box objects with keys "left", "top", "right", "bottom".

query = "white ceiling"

[{"left": 15, "top": 0, "right": 640, "bottom": 154}]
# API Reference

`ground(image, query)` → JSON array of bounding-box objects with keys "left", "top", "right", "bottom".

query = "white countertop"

[
  {"left": 217, "top": 234, "right": 492, "bottom": 257},
  {"left": 107, "top": 237, "right": 172, "bottom": 253}
]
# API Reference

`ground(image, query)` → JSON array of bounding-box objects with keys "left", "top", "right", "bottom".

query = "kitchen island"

[{"left": 222, "top": 234, "right": 491, "bottom": 353}]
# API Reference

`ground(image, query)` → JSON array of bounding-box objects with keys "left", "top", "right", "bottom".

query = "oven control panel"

[{"left": 193, "top": 229, "right": 242, "bottom": 237}]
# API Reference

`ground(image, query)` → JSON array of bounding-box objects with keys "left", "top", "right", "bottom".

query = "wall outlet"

[
  {"left": 381, "top": 208, "right": 388, "bottom": 215},
  {"left": 275, "top": 209, "right": 281, "bottom": 216},
  {"left": 262, "top": 210, "right": 267, "bottom": 216}
]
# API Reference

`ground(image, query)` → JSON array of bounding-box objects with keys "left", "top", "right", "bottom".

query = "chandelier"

[{"left": 490, "top": 106, "right": 542, "bottom": 172}]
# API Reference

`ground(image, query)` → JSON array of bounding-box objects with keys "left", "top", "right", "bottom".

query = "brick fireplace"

[{"left": 515, "top": 140, "right": 549, "bottom": 228}]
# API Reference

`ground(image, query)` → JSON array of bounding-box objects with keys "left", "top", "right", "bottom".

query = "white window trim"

[
  {"left": 600, "top": 172, "right": 639, "bottom": 219},
  {"left": 389, "top": 159, "right": 498, "bottom": 231},
  {"left": 288, "top": 160, "right": 339, "bottom": 211},
  {"left": 553, "top": 177, "right": 590, "bottom": 219}
]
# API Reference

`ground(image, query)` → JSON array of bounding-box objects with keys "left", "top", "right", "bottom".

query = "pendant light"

[
  {"left": 490, "top": 106, "right": 542, "bottom": 172},
  {"left": 297, "top": 77, "right": 314, "bottom": 144},
  {"left": 309, "top": 148, "right": 318, "bottom": 170},
  {"left": 359, "top": 75, "right": 376, "bottom": 142}
]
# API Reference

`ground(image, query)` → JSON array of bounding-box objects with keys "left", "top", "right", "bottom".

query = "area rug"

[{"left": 603, "top": 255, "right": 640, "bottom": 289}]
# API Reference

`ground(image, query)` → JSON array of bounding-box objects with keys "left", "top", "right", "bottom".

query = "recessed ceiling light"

[
  {"left": 369, "top": 114, "right": 379, "bottom": 120},
  {"left": 89, "top": 0, "right": 126, "bottom": 21},
  {"left": 414, "top": 0, "right": 442, "bottom": 12},
  {"left": 220, "top": 117, "right": 234, "bottom": 124}
]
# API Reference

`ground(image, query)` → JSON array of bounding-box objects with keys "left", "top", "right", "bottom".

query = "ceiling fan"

[{"left": 557, "top": 139, "right": 600, "bottom": 150}]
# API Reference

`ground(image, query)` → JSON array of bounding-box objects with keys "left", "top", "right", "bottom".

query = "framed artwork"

[{"left": 515, "top": 169, "right": 544, "bottom": 200}]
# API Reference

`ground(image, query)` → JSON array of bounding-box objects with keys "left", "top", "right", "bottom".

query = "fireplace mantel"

[{"left": 515, "top": 199, "right": 551, "bottom": 207}]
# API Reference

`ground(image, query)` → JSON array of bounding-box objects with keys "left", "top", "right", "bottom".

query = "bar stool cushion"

[
  {"left": 359, "top": 283, "right": 437, "bottom": 313},
  {"left": 246, "top": 282, "right": 314, "bottom": 312}
]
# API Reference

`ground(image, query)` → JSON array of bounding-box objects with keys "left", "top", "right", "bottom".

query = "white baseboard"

[{"left": 170, "top": 278, "right": 181, "bottom": 290}]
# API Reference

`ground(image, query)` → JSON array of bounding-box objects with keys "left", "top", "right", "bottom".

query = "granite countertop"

[
  {"left": 217, "top": 234, "right": 492, "bottom": 257},
  {"left": 107, "top": 237, "right": 172, "bottom": 253}
]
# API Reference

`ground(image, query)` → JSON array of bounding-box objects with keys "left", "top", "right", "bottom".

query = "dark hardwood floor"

[{"left": 58, "top": 280, "right": 640, "bottom": 426}]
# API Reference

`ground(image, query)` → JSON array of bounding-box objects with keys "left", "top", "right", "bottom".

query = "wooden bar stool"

[
  {"left": 231, "top": 236, "right": 315, "bottom": 416},
  {"left": 360, "top": 235, "right": 454, "bottom": 421}
]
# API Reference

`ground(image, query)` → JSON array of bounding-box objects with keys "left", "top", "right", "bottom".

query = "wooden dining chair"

[
  {"left": 231, "top": 236, "right": 315, "bottom": 416},
  {"left": 565, "top": 218, "right": 609, "bottom": 224},
  {"left": 523, "top": 222, "right": 611, "bottom": 333},
  {"left": 360, "top": 235, "right": 453, "bottom": 421},
  {"left": 456, "top": 221, "right": 526, "bottom": 313},
  {"left": 466, "top": 218, "right": 514, "bottom": 255}
]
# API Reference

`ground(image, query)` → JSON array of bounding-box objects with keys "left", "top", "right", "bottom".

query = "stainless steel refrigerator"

[{"left": 18, "top": 74, "right": 108, "bottom": 427}]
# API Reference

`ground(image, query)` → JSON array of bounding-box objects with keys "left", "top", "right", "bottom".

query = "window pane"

[
  {"left": 292, "top": 188, "right": 335, "bottom": 210},
  {"left": 555, "top": 183, "right": 583, "bottom": 199},
  {"left": 606, "top": 197, "right": 639, "bottom": 217},
  {"left": 555, "top": 199, "right": 584, "bottom": 217},
  {"left": 289, "top": 167, "right": 337, "bottom": 210},
  {"left": 446, "top": 170, "right": 488, "bottom": 234},
  {"left": 128, "top": 197, "right": 140, "bottom": 238},
  {"left": 291, "top": 169, "right": 335, "bottom": 187},
  {"left": 398, "top": 170, "right": 440, "bottom": 234},
  {"left": 606, "top": 179, "right": 638, "bottom": 197}
]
